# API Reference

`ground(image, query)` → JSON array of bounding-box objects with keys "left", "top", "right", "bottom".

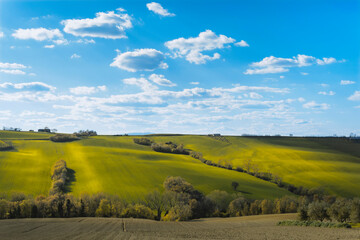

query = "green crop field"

[{"left": 0, "top": 131, "right": 359, "bottom": 200}]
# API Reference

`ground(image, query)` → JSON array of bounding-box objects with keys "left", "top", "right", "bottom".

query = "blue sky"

[{"left": 0, "top": 0, "right": 359, "bottom": 135}]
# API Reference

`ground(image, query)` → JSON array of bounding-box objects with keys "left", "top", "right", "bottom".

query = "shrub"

[
  {"left": 122, "top": 204, "right": 155, "bottom": 220},
  {"left": 328, "top": 198, "right": 351, "bottom": 222},
  {"left": 0, "top": 140, "right": 13, "bottom": 151},
  {"left": 74, "top": 130, "right": 97, "bottom": 137},
  {"left": 50, "top": 134, "right": 80, "bottom": 142},
  {"left": 206, "top": 190, "right": 233, "bottom": 213},
  {"left": 350, "top": 198, "right": 360, "bottom": 223},
  {"left": 162, "top": 204, "right": 192, "bottom": 221},
  {"left": 133, "top": 138, "right": 153, "bottom": 146},
  {"left": 307, "top": 201, "right": 330, "bottom": 221}
]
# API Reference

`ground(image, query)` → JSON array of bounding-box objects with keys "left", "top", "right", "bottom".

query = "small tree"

[
  {"left": 231, "top": 181, "right": 239, "bottom": 191},
  {"left": 350, "top": 198, "right": 360, "bottom": 223}
]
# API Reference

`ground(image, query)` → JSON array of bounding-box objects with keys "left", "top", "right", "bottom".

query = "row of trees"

[
  {"left": 50, "top": 134, "right": 80, "bottom": 142},
  {"left": 298, "top": 197, "right": 360, "bottom": 223},
  {"left": 0, "top": 176, "right": 359, "bottom": 223},
  {"left": 74, "top": 130, "right": 97, "bottom": 137},
  {"left": 49, "top": 160, "right": 69, "bottom": 195}
]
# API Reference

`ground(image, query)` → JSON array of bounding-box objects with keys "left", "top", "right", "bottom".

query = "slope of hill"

[
  {"left": 0, "top": 131, "right": 359, "bottom": 199},
  {"left": 0, "top": 133, "right": 291, "bottom": 200},
  {"left": 148, "top": 135, "right": 360, "bottom": 197}
]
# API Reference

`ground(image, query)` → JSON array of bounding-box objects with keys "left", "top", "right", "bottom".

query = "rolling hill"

[{"left": 0, "top": 131, "right": 359, "bottom": 200}]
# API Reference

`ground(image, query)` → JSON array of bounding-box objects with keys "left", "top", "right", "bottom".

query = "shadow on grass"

[{"left": 64, "top": 168, "right": 76, "bottom": 193}]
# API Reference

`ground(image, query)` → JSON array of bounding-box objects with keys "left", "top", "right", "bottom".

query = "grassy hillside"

[
  {"left": 0, "top": 131, "right": 359, "bottom": 199},
  {"left": 0, "top": 133, "right": 291, "bottom": 200},
  {"left": 0, "top": 130, "right": 51, "bottom": 139},
  {"left": 148, "top": 135, "right": 360, "bottom": 197}
]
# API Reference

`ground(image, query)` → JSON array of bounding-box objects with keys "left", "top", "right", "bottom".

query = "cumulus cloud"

[
  {"left": 244, "top": 54, "right": 339, "bottom": 75},
  {"left": 71, "top": 53, "right": 81, "bottom": 59},
  {"left": 110, "top": 48, "right": 168, "bottom": 72},
  {"left": 146, "top": 2, "right": 175, "bottom": 17},
  {"left": 341, "top": 80, "right": 355, "bottom": 85},
  {"left": 348, "top": 91, "right": 360, "bottom": 101},
  {"left": 12, "top": 28, "right": 65, "bottom": 44},
  {"left": 235, "top": 40, "right": 249, "bottom": 47},
  {"left": 303, "top": 101, "right": 330, "bottom": 110},
  {"left": 0, "top": 82, "right": 56, "bottom": 92},
  {"left": 165, "top": 30, "right": 236, "bottom": 64},
  {"left": 318, "top": 91, "right": 335, "bottom": 96},
  {"left": 149, "top": 74, "right": 176, "bottom": 87},
  {"left": 190, "top": 82, "right": 199, "bottom": 85},
  {"left": 61, "top": 9, "right": 132, "bottom": 39},
  {"left": 0, "top": 32, "right": 4, "bottom": 38},
  {"left": 123, "top": 77, "right": 158, "bottom": 92},
  {"left": 0, "top": 62, "right": 28, "bottom": 75},
  {"left": 70, "top": 85, "right": 107, "bottom": 95}
]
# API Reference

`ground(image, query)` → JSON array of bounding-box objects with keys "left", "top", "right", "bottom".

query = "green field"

[{"left": 0, "top": 131, "right": 359, "bottom": 200}]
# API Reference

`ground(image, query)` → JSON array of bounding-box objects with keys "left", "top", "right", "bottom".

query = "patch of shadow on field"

[
  {"left": 64, "top": 168, "right": 76, "bottom": 193},
  {"left": 237, "top": 190, "right": 251, "bottom": 194}
]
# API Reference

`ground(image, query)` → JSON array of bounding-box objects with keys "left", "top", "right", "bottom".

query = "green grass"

[
  {"left": 146, "top": 135, "right": 360, "bottom": 197},
  {"left": 1, "top": 131, "right": 359, "bottom": 200},
  {"left": 0, "top": 135, "right": 291, "bottom": 200},
  {"left": 0, "top": 130, "right": 51, "bottom": 140}
]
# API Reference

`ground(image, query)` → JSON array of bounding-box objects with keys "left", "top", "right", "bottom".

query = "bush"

[
  {"left": 307, "top": 201, "right": 330, "bottom": 222},
  {"left": 122, "top": 204, "right": 155, "bottom": 220},
  {"left": 49, "top": 160, "right": 68, "bottom": 195},
  {"left": 50, "top": 134, "right": 80, "bottom": 142},
  {"left": 328, "top": 198, "right": 351, "bottom": 222},
  {"left": 0, "top": 140, "right": 13, "bottom": 151},
  {"left": 277, "top": 220, "right": 351, "bottom": 228},
  {"left": 351, "top": 198, "right": 360, "bottom": 223},
  {"left": 162, "top": 204, "right": 192, "bottom": 221},
  {"left": 206, "top": 190, "right": 233, "bottom": 213},
  {"left": 133, "top": 138, "right": 153, "bottom": 146},
  {"left": 151, "top": 143, "right": 189, "bottom": 155}
]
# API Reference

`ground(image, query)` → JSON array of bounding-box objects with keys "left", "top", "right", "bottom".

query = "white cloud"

[
  {"left": 110, "top": 48, "right": 168, "bottom": 72},
  {"left": 0, "top": 32, "right": 4, "bottom": 38},
  {"left": 0, "top": 82, "right": 56, "bottom": 92},
  {"left": 301, "top": 72, "right": 309, "bottom": 75},
  {"left": 235, "top": 40, "right": 249, "bottom": 47},
  {"left": 190, "top": 82, "right": 199, "bottom": 85},
  {"left": 61, "top": 9, "right": 132, "bottom": 39},
  {"left": 279, "top": 76, "right": 285, "bottom": 79},
  {"left": 320, "top": 83, "right": 329, "bottom": 88},
  {"left": 146, "top": 2, "right": 175, "bottom": 17},
  {"left": 0, "top": 62, "right": 28, "bottom": 75},
  {"left": 20, "top": 111, "right": 55, "bottom": 117},
  {"left": 248, "top": 92, "right": 263, "bottom": 99},
  {"left": 149, "top": 74, "right": 176, "bottom": 87},
  {"left": 44, "top": 44, "right": 55, "bottom": 48},
  {"left": 123, "top": 77, "right": 158, "bottom": 92},
  {"left": 340, "top": 80, "right": 355, "bottom": 85},
  {"left": 245, "top": 54, "right": 339, "bottom": 75},
  {"left": 303, "top": 101, "right": 330, "bottom": 110},
  {"left": 69, "top": 85, "right": 107, "bottom": 95},
  {"left": 318, "top": 91, "right": 335, "bottom": 96},
  {"left": 0, "top": 62, "right": 27, "bottom": 69},
  {"left": 71, "top": 54, "right": 81, "bottom": 59},
  {"left": 76, "top": 39, "right": 95, "bottom": 44},
  {"left": 348, "top": 91, "right": 360, "bottom": 101},
  {"left": 165, "top": 30, "right": 236, "bottom": 64},
  {"left": 12, "top": 28, "right": 63, "bottom": 41},
  {"left": 0, "top": 69, "right": 26, "bottom": 75}
]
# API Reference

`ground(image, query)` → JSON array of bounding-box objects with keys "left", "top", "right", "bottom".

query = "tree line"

[
  {"left": 0, "top": 175, "right": 359, "bottom": 223},
  {"left": 0, "top": 140, "right": 13, "bottom": 151}
]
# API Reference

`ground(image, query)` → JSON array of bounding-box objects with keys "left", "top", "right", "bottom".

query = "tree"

[
  {"left": 350, "top": 198, "right": 360, "bottom": 223},
  {"left": 206, "top": 190, "right": 232, "bottom": 213},
  {"left": 307, "top": 201, "right": 329, "bottom": 221},
  {"left": 95, "top": 199, "right": 112, "bottom": 217},
  {"left": 228, "top": 197, "right": 248, "bottom": 217},
  {"left": 231, "top": 181, "right": 239, "bottom": 191},
  {"left": 144, "top": 190, "right": 163, "bottom": 220},
  {"left": 328, "top": 198, "right": 351, "bottom": 222}
]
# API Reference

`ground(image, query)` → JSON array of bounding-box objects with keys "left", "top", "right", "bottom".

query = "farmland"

[
  {"left": 0, "top": 213, "right": 359, "bottom": 240},
  {"left": 0, "top": 131, "right": 360, "bottom": 200}
]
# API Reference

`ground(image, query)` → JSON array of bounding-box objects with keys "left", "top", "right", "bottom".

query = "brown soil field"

[{"left": 0, "top": 214, "right": 359, "bottom": 240}]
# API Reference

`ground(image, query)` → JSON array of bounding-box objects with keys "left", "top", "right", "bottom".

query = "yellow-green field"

[{"left": 0, "top": 131, "right": 359, "bottom": 200}]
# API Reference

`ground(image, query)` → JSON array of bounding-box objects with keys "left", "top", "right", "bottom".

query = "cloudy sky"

[{"left": 0, "top": 0, "right": 358, "bottom": 135}]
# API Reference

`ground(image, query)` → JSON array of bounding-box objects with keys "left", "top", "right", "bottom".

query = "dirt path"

[{"left": 0, "top": 214, "right": 359, "bottom": 240}]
